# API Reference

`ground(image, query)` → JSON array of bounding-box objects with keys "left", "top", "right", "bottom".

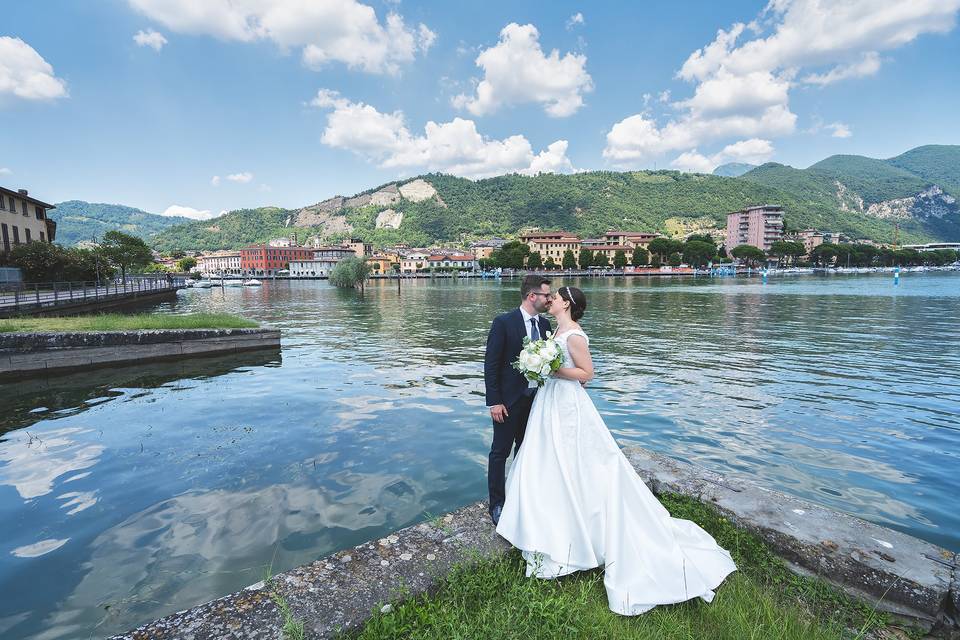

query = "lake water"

[{"left": 1, "top": 272, "right": 959, "bottom": 639}]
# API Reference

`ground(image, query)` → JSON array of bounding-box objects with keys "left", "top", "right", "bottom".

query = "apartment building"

[
  {"left": 1, "top": 186, "right": 56, "bottom": 253},
  {"left": 240, "top": 245, "right": 314, "bottom": 276},
  {"left": 519, "top": 231, "right": 582, "bottom": 263},
  {"left": 725, "top": 205, "right": 784, "bottom": 251},
  {"left": 197, "top": 251, "right": 242, "bottom": 275}
]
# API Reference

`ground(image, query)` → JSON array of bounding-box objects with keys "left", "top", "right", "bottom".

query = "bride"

[{"left": 496, "top": 285, "right": 737, "bottom": 616}]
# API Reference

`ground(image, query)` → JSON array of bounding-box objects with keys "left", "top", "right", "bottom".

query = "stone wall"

[
  {"left": 111, "top": 446, "right": 958, "bottom": 639},
  {"left": 0, "top": 328, "right": 281, "bottom": 377}
]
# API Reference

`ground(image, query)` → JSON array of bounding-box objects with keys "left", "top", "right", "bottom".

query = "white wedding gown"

[{"left": 496, "top": 329, "right": 737, "bottom": 616}]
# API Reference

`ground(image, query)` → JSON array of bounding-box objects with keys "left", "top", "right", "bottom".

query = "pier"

[{"left": 0, "top": 276, "right": 187, "bottom": 318}]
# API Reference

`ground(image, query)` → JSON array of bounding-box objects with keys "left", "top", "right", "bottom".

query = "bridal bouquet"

[{"left": 513, "top": 333, "right": 564, "bottom": 387}]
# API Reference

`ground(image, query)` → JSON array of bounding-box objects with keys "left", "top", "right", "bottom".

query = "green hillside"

[
  {"left": 50, "top": 201, "right": 192, "bottom": 246},
  {"left": 149, "top": 207, "right": 295, "bottom": 252},
  {"left": 807, "top": 155, "right": 928, "bottom": 204},
  {"left": 887, "top": 145, "right": 960, "bottom": 196}
]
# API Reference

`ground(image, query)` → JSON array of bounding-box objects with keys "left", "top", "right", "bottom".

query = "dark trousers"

[{"left": 487, "top": 393, "right": 534, "bottom": 512}]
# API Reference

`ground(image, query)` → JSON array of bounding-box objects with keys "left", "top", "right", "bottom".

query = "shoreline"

[{"left": 110, "top": 445, "right": 959, "bottom": 640}]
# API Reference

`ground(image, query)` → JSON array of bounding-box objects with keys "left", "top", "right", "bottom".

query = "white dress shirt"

[{"left": 520, "top": 306, "right": 542, "bottom": 342}]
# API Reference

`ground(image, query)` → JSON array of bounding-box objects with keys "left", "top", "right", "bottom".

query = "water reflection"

[{"left": 0, "top": 273, "right": 957, "bottom": 639}]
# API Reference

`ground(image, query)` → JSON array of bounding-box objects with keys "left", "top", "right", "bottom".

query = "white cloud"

[
  {"left": 312, "top": 89, "right": 577, "bottom": 179},
  {"left": 452, "top": 23, "right": 592, "bottom": 117},
  {"left": 566, "top": 12, "right": 585, "bottom": 30},
  {"left": 133, "top": 28, "right": 167, "bottom": 51},
  {"left": 657, "top": 90, "right": 671, "bottom": 103},
  {"left": 226, "top": 172, "right": 254, "bottom": 183},
  {"left": 0, "top": 167, "right": 11, "bottom": 175},
  {"left": 670, "top": 138, "right": 775, "bottom": 173},
  {"left": 210, "top": 175, "right": 221, "bottom": 187},
  {"left": 803, "top": 52, "right": 881, "bottom": 86},
  {"left": 0, "top": 37, "right": 68, "bottom": 103},
  {"left": 604, "top": 0, "right": 960, "bottom": 167},
  {"left": 827, "top": 122, "right": 852, "bottom": 138},
  {"left": 128, "top": 0, "right": 435, "bottom": 75},
  {"left": 162, "top": 205, "right": 215, "bottom": 220}
]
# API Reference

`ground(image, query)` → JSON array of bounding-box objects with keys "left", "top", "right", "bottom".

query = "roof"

[
  {"left": 605, "top": 230, "right": 658, "bottom": 237},
  {"left": 0, "top": 186, "right": 56, "bottom": 209},
  {"left": 520, "top": 231, "right": 579, "bottom": 239},
  {"left": 585, "top": 245, "right": 632, "bottom": 251}
]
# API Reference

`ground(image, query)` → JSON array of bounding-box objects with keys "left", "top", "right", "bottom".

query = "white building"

[
  {"left": 400, "top": 252, "right": 430, "bottom": 273},
  {"left": 288, "top": 259, "right": 341, "bottom": 278},
  {"left": 197, "top": 251, "right": 241, "bottom": 275}
]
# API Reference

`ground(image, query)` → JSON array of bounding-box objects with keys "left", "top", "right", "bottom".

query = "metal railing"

[{"left": 0, "top": 276, "right": 186, "bottom": 313}]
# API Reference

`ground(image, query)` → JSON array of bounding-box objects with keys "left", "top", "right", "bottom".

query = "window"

[
  {"left": 0, "top": 196, "right": 5, "bottom": 211},
  {"left": 21, "top": 200, "right": 27, "bottom": 215},
  {"left": 1, "top": 224, "right": 8, "bottom": 252},
  {"left": 25, "top": 229, "right": 31, "bottom": 242},
  {"left": 8, "top": 196, "right": 15, "bottom": 211},
  {"left": 35, "top": 206, "right": 44, "bottom": 220},
  {"left": 12, "top": 226, "right": 20, "bottom": 243}
]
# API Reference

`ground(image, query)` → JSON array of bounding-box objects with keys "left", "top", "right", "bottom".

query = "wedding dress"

[{"left": 496, "top": 329, "right": 736, "bottom": 615}]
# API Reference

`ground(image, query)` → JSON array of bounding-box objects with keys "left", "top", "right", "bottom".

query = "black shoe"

[{"left": 490, "top": 504, "right": 503, "bottom": 526}]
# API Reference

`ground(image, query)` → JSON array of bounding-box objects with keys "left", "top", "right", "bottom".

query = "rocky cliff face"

[{"left": 834, "top": 182, "right": 959, "bottom": 225}]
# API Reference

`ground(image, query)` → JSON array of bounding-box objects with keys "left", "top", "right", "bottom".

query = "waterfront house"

[
  {"left": 603, "top": 231, "right": 659, "bottom": 248},
  {"left": 348, "top": 238, "right": 373, "bottom": 258},
  {"left": 366, "top": 255, "right": 396, "bottom": 274},
  {"left": 725, "top": 205, "right": 784, "bottom": 251},
  {"left": 400, "top": 252, "right": 430, "bottom": 273},
  {"left": 198, "top": 251, "right": 242, "bottom": 276},
  {"left": 520, "top": 231, "right": 582, "bottom": 263},
  {"left": 426, "top": 253, "right": 478, "bottom": 271},
  {"left": 1, "top": 186, "right": 56, "bottom": 253},
  {"left": 470, "top": 238, "right": 506, "bottom": 260},
  {"left": 241, "top": 244, "right": 314, "bottom": 276}
]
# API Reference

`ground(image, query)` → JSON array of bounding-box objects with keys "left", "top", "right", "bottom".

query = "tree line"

[{"left": 1, "top": 231, "right": 156, "bottom": 283}]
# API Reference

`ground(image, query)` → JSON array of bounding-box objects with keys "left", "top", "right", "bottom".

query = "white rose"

[
  {"left": 519, "top": 351, "right": 532, "bottom": 369},
  {"left": 539, "top": 364, "right": 552, "bottom": 377},
  {"left": 529, "top": 354, "right": 546, "bottom": 371}
]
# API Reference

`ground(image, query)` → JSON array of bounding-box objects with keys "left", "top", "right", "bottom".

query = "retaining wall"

[
  {"left": 0, "top": 328, "right": 281, "bottom": 377},
  {"left": 112, "top": 446, "right": 959, "bottom": 640}
]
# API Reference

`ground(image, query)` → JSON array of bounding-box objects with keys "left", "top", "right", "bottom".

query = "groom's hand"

[{"left": 490, "top": 404, "right": 509, "bottom": 423}]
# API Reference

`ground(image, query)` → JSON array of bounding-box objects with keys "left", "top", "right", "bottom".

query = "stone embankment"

[
  {"left": 112, "top": 446, "right": 958, "bottom": 639},
  {"left": 0, "top": 328, "right": 280, "bottom": 377}
]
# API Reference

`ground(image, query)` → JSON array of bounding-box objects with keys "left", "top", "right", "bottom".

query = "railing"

[{"left": 0, "top": 276, "right": 186, "bottom": 312}]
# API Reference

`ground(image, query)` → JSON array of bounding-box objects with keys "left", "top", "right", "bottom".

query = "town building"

[
  {"left": 792, "top": 229, "right": 824, "bottom": 254},
  {"left": 288, "top": 259, "right": 340, "bottom": 278},
  {"left": 584, "top": 244, "right": 632, "bottom": 264},
  {"left": 241, "top": 244, "right": 314, "bottom": 276},
  {"left": 348, "top": 238, "right": 373, "bottom": 258},
  {"left": 725, "top": 205, "right": 784, "bottom": 251},
  {"left": 1, "top": 186, "right": 56, "bottom": 253},
  {"left": 400, "top": 252, "right": 430, "bottom": 273},
  {"left": 470, "top": 238, "right": 506, "bottom": 260},
  {"left": 197, "top": 251, "right": 242, "bottom": 275},
  {"left": 603, "top": 231, "right": 659, "bottom": 248},
  {"left": 903, "top": 242, "right": 960, "bottom": 252},
  {"left": 313, "top": 246, "right": 356, "bottom": 261},
  {"left": 426, "top": 254, "right": 477, "bottom": 270},
  {"left": 519, "top": 231, "right": 582, "bottom": 263},
  {"left": 366, "top": 255, "right": 396, "bottom": 274}
]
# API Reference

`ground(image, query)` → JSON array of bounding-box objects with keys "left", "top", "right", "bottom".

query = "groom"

[{"left": 484, "top": 275, "right": 553, "bottom": 525}]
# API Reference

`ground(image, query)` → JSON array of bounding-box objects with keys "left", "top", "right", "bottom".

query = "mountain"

[
  {"left": 886, "top": 145, "right": 960, "bottom": 197},
  {"left": 741, "top": 145, "right": 960, "bottom": 242},
  {"left": 50, "top": 201, "right": 192, "bottom": 247},
  {"left": 143, "top": 144, "right": 960, "bottom": 252},
  {"left": 712, "top": 162, "right": 756, "bottom": 177}
]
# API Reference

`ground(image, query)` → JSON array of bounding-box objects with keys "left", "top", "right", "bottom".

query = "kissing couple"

[{"left": 484, "top": 274, "right": 736, "bottom": 615}]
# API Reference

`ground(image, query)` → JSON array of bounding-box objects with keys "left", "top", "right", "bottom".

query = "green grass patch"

[
  {"left": 352, "top": 495, "right": 896, "bottom": 640},
  {"left": 0, "top": 313, "right": 258, "bottom": 333}
]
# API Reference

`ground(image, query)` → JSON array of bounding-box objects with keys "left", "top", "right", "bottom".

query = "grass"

[
  {"left": 0, "top": 313, "right": 258, "bottom": 333},
  {"left": 352, "top": 495, "right": 902, "bottom": 640}
]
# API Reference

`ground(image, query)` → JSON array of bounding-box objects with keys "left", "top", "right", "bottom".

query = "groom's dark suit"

[{"left": 484, "top": 308, "right": 552, "bottom": 514}]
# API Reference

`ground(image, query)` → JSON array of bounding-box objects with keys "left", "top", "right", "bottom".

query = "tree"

[
  {"left": 631, "top": 246, "right": 649, "bottom": 266},
  {"left": 99, "top": 231, "right": 153, "bottom": 282},
  {"left": 594, "top": 252, "right": 610, "bottom": 268},
  {"left": 7, "top": 242, "right": 69, "bottom": 282},
  {"left": 176, "top": 256, "right": 197, "bottom": 272},
  {"left": 526, "top": 251, "right": 543, "bottom": 269},
  {"left": 562, "top": 249, "right": 577, "bottom": 270},
  {"left": 682, "top": 240, "right": 716, "bottom": 267},
  {"left": 329, "top": 256, "right": 372, "bottom": 291},
  {"left": 667, "top": 252, "right": 682, "bottom": 267},
  {"left": 544, "top": 256, "right": 558, "bottom": 270},
  {"left": 490, "top": 241, "right": 529, "bottom": 269},
  {"left": 810, "top": 243, "right": 839, "bottom": 267},
  {"left": 577, "top": 248, "right": 593, "bottom": 270},
  {"left": 731, "top": 244, "right": 766, "bottom": 266},
  {"left": 686, "top": 233, "right": 715, "bottom": 244},
  {"left": 647, "top": 238, "right": 674, "bottom": 263},
  {"left": 613, "top": 249, "right": 627, "bottom": 269}
]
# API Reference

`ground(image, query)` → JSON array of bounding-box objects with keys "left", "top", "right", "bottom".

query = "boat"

[
  {"left": 242, "top": 279, "right": 262, "bottom": 286},
  {"left": 195, "top": 280, "right": 214, "bottom": 289}
]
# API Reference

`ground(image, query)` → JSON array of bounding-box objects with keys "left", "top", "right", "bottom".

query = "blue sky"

[{"left": 2, "top": 0, "right": 958, "bottom": 219}]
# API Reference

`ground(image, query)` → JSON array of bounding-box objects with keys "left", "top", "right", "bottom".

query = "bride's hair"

[{"left": 558, "top": 286, "right": 587, "bottom": 321}]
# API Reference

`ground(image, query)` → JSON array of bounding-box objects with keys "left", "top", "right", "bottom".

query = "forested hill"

[
  {"left": 147, "top": 144, "right": 960, "bottom": 251},
  {"left": 50, "top": 201, "right": 192, "bottom": 246}
]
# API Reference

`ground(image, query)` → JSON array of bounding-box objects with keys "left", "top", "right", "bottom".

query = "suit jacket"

[{"left": 484, "top": 308, "right": 553, "bottom": 409}]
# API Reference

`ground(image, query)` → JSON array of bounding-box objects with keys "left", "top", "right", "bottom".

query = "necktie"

[{"left": 530, "top": 317, "right": 540, "bottom": 342}]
